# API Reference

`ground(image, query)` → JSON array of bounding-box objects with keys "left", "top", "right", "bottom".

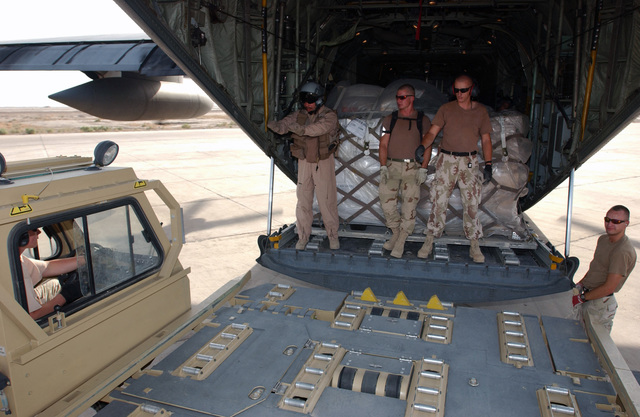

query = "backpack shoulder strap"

[
  {"left": 416, "top": 110, "right": 424, "bottom": 137},
  {"left": 388, "top": 110, "right": 399, "bottom": 134}
]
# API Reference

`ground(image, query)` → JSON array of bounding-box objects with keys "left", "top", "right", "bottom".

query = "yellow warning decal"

[
  {"left": 134, "top": 180, "right": 147, "bottom": 188},
  {"left": 426, "top": 295, "right": 445, "bottom": 310},
  {"left": 11, "top": 205, "right": 33, "bottom": 216},
  {"left": 392, "top": 291, "right": 412, "bottom": 306}
]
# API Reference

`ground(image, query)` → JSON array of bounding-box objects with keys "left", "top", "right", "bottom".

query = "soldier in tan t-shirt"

[
  {"left": 378, "top": 84, "right": 432, "bottom": 258},
  {"left": 417, "top": 75, "right": 493, "bottom": 263},
  {"left": 572, "top": 205, "right": 637, "bottom": 331},
  {"left": 19, "top": 229, "right": 83, "bottom": 319}
]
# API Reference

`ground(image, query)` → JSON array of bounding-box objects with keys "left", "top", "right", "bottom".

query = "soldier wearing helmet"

[{"left": 267, "top": 81, "right": 340, "bottom": 250}]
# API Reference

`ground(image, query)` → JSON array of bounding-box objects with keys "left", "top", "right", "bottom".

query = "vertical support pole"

[
  {"left": 569, "top": 0, "right": 584, "bottom": 155},
  {"left": 262, "top": 0, "right": 269, "bottom": 127},
  {"left": 565, "top": 168, "right": 575, "bottom": 258},
  {"left": 552, "top": 0, "right": 565, "bottom": 100},
  {"left": 264, "top": 1, "right": 275, "bottom": 236},
  {"left": 530, "top": 12, "right": 543, "bottom": 190},
  {"left": 295, "top": 0, "right": 300, "bottom": 88},
  {"left": 580, "top": 0, "right": 603, "bottom": 142},
  {"left": 243, "top": 0, "right": 252, "bottom": 116},
  {"left": 306, "top": 1, "right": 311, "bottom": 75},
  {"left": 536, "top": 0, "right": 554, "bottom": 174},
  {"left": 268, "top": 156, "right": 275, "bottom": 235},
  {"left": 274, "top": 0, "right": 285, "bottom": 116}
]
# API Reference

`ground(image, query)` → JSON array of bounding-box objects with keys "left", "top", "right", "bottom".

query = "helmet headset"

[
  {"left": 19, "top": 232, "right": 30, "bottom": 247},
  {"left": 299, "top": 81, "right": 325, "bottom": 108}
]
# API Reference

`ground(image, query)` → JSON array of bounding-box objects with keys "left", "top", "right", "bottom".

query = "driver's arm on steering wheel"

[
  {"left": 28, "top": 256, "right": 84, "bottom": 320},
  {"left": 40, "top": 256, "right": 83, "bottom": 278}
]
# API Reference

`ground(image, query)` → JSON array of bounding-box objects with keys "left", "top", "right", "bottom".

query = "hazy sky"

[{"left": 0, "top": 0, "right": 144, "bottom": 107}]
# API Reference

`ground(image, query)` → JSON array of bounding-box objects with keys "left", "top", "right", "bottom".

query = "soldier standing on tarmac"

[
  {"left": 267, "top": 81, "right": 340, "bottom": 251},
  {"left": 379, "top": 84, "right": 432, "bottom": 258},
  {"left": 572, "top": 205, "right": 636, "bottom": 332},
  {"left": 417, "top": 74, "right": 493, "bottom": 263}
]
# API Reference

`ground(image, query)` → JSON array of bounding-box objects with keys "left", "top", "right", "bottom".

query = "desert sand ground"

[{"left": 0, "top": 107, "right": 235, "bottom": 135}]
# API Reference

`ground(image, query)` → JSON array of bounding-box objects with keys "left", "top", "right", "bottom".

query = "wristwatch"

[{"left": 579, "top": 293, "right": 586, "bottom": 302}]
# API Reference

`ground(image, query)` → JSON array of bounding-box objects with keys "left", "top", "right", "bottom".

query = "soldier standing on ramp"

[
  {"left": 379, "top": 84, "right": 432, "bottom": 258},
  {"left": 268, "top": 82, "right": 341, "bottom": 251},
  {"left": 417, "top": 75, "right": 493, "bottom": 263}
]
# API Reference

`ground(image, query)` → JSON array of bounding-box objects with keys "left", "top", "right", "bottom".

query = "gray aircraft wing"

[
  {"left": 0, "top": 37, "right": 213, "bottom": 120},
  {"left": 0, "top": 36, "right": 183, "bottom": 76}
]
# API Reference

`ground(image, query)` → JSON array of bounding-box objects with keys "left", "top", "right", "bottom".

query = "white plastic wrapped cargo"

[
  {"left": 334, "top": 117, "right": 385, "bottom": 225},
  {"left": 483, "top": 110, "right": 533, "bottom": 164}
]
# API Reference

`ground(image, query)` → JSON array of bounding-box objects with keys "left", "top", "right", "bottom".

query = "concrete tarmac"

[{"left": 1, "top": 121, "right": 638, "bottom": 372}]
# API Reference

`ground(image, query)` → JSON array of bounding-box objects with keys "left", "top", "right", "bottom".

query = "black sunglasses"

[
  {"left": 453, "top": 87, "right": 471, "bottom": 93},
  {"left": 604, "top": 216, "right": 627, "bottom": 224},
  {"left": 396, "top": 95, "right": 414, "bottom": 100},
  {"left": 299, "top": 92, "right": 319, "bottom": 104}
]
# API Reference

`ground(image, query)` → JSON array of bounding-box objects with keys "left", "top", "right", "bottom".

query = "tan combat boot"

[
  {"left": 390, "top": 231, "right": 410, "bottom": 258},
  {"left": 417, "top": 233, "right": 434, "bottom": 259},
  {"left": 383, "top": 228, "right": 400, "bottom": 251},
  {"left": 295, "top": 237, "right": 308, "bottom": 250},
  {"left": 470, "top": 239, "right": 485, "bottom": 263},
  {"left": 329, "top": 237, "right": 340, "bottom": 250}
]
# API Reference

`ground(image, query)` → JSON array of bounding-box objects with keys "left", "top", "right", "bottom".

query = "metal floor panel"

[
  {"left": 98, "top": 284, "right": 618, "bottom": 417},
  {"left": 542, "top": 316, "right": 607, "bottom": 378}
]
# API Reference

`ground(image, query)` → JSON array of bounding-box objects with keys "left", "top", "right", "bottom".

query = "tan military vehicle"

[{"left": 0, "top": 142, "right": 197, "bottom": 416}]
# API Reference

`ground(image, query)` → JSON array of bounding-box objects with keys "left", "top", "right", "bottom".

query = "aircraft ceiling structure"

[{"left": 81, "top": 1, "right": 640, "bottom": 209}]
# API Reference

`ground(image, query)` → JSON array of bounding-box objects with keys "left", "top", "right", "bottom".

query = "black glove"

[
  {"left": 60, "top": 277, "right": 83, "bottom": 303},
  {"left": 415, "top": 145, "right": 426, "bottom": 164},
  {"left": 483, "top": 163, "right": 493, "bottom": 184}
]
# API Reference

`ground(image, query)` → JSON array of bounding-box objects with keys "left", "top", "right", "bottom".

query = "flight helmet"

[{"left": 299, "top": 81, "right": 324, "bottom": 107}]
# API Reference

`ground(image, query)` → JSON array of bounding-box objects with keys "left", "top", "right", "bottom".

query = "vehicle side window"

[
  {"left": 83, "top": 205, "right": 161, "bottom": 293},
  {"left": 12, "top": 199, "right": 163, "bottom": 320}
]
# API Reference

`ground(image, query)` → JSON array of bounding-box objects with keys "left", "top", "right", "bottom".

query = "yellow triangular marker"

[
  {"left": 549, "top": 253, "right": 563, "bottom": 263},
  {"left": 426, "top": 295, "right": 445, "bottom": 310},
  {"left": 392, "top": 291, "right": 412, "bottom": 306},
  {"left": 360, "top": 287, "right": 378, "bottom": 302}
]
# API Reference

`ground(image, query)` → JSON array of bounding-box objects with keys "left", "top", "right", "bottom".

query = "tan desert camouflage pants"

[
  {"left": 572, "top": 294, "right": 618, "bottom": 332},
  {"left": 427, "top": 152, "right": 483, "bottom": 240},
  {"left": 34, "top": 279, "right": 62, "bottom": 305},
  {"left": 296, "top": 155, "right": 340, "bottom": 241},
  {"left": 379, "top": 160, "right": 421, "bottom": 234}
]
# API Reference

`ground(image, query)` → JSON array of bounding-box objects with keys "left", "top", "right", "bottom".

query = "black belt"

[
  {"left": 584, "top": 288, "right": 614, "bottom": 297},
  {"left": 440, "top": 149, "right": 477, "bottom": 157},
  {"left": 388, "top": 158, "right": 416, "bottom": 163}
]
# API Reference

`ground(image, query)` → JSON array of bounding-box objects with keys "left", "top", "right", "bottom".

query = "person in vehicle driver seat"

[{"left": 18, "top": 229, "right": 83, "bottom": 319}]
